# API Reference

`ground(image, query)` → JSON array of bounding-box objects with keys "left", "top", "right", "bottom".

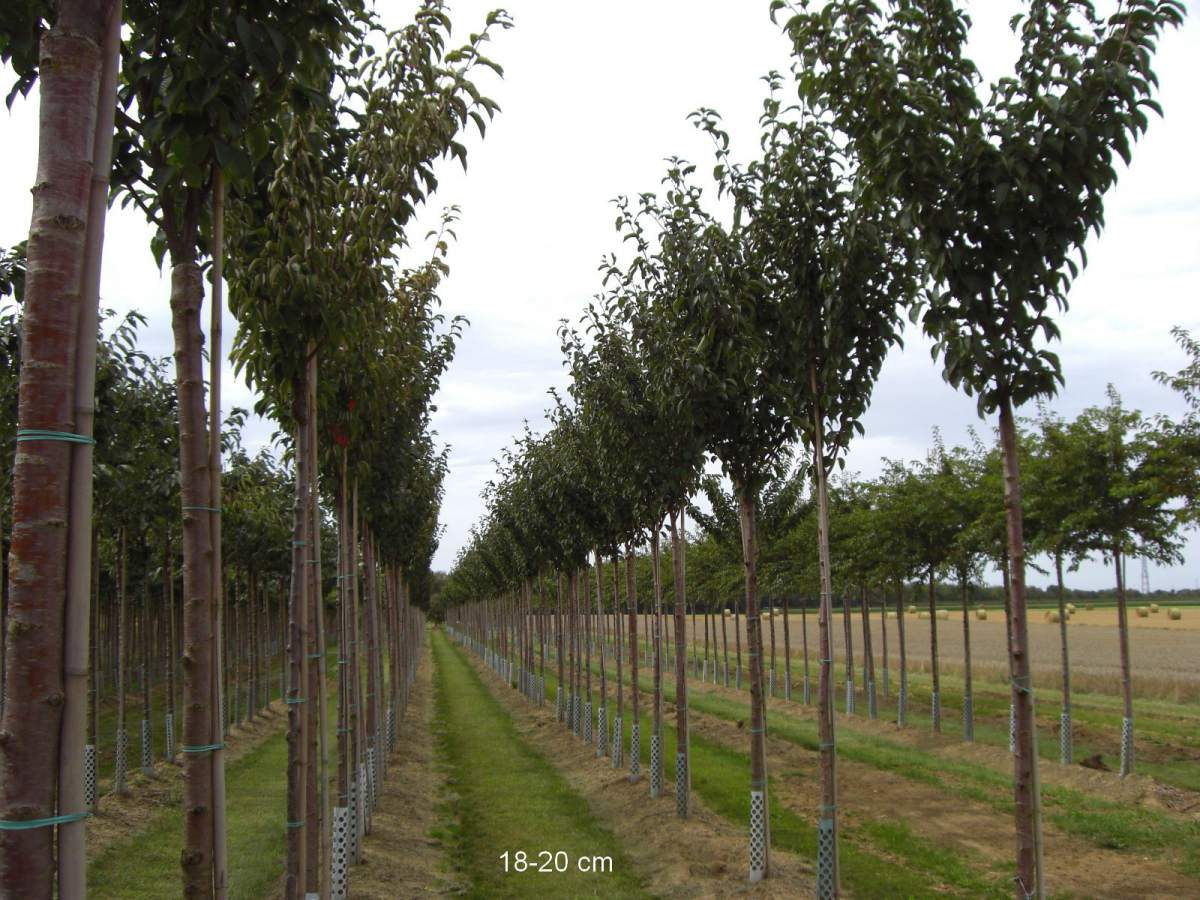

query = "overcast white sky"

[{"left": 2, "top": 2, "right": 1196, "bottom": 590}]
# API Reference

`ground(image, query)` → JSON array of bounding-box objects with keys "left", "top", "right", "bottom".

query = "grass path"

[
  {"left": 88, "top": 717, "right": 289, "bottom": 899},
  {"left": 431, "top": 630, "right": 650, "bottom": 898},
  {"left": 464, "top": 638, "right": 1007, "bottom": 898}
]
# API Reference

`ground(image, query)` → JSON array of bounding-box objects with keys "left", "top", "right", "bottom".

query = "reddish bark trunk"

[{"left": 0, "top": 2, "right": 113, "bottom": 893}]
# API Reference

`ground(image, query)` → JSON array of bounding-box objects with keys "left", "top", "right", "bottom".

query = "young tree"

[
  {"left": 782, "top": 3, "right": 1185, "bottom": 893},
  {"left": 1064, "top": 389, "right": 1183, "bottom": 775},
  {"left": 0, "top": 4, "right": 120, "bottom": 894}
]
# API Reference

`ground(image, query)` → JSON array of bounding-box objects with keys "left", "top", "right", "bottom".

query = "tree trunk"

[
  {"left": 860, "top": 588, "right": 876, "bottom": 719},
  {"left": 650, "top": 529, "right": 664, "bottom": 797},
  {"left": 625, "top": 544, "right": 640, "bottom": 781},
  {"left": 801, "top": 598, "right": 810, "bottom": 704},
  {"left": 811, "top": 415, "right": 840, "bottom": 896},
  {"left": 59, "top": 6, "right": 121, "bottom": 893},
  {"left": 998, "top": 397, "right": 1045, "bottom": 900},
  {"left": 961, "top": 578, "right": 974, "bottom": 742},
  {"left": 928, "top": 567, "right": 940, "bottom": 732},
  {"left": 669, "top": 510, "right": 690, "bottom": 817},
  {"left": 0, "top": 2, "right": 115, "bottom": 892},
  {"left": 115, "top": 529, "right": 127, "bottom": 794},
  {"left": 737, "top": 489, "right": 770, "bottom": 882},
  {"left": 783, "top": 599, "right": 792, "bottom": 701},
  {"left": 166, "top": 247, "right": 218, "bottom": 897},
  {"left": 285, "top": 371, "right": 310, "bottom": 899},
  {"left": 594, "top": 550, "right": 607, "bottom": 759},
  {"left": 1113, "top": 547, "right": 1134, "bottom": 777},
  {"left": 720, "top": 604, "right": 729, "bottom": 688},
  {"left": 208, "top": 169, "right": 229, "bottom": 900},
  {"left": 879, "top": 593, "right": 889, "bottom": 700},
  {"left": 1055, "top": 553, "right": 1071, "bottom": 765}
]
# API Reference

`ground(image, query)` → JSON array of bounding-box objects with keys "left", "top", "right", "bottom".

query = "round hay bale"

[
  {"left": 936, "top": 609, "right": 949, "bottom": 620},
  {"left": 975, "top": 609, "right": 988, "bottom": 621},
  {"left": 1168, "top": 608, "right": 1182, "bottom": 621},
  {"left": 1045, "top": 610, "right": 1060, "bottom": 623},
  {"left": 724, "top": 608, "right": 732, "bottom": 617},
  {"left": 1066, "top": 603, "right": 1077, "bottom": 614},
  {"left": 1150, "top": 603, "right": 1160, "bottom": 613},
  {"left": 887, "top": 611, "right": 898, "bottom": 619},
  {"left": 907, "top": 605, "right": 917, "bottom": 615},
  {"left": 917, "top": 611, "right": 930, "bottom": 620},
  {"left": 1136, "top": 606, "right": 1150, "bottom": 618}
]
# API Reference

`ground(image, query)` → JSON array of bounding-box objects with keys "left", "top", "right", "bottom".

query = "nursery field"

[
  {"left": 438, "top": 625, "right": 1200, "bottom": 899},
  {"left": 688, "top": 609, "right": 1200, "bottom": 697}
]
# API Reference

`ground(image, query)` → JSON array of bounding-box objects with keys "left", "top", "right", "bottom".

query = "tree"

[
  {"left": 781, "top": 3, "right": 1185, "bottom": 893},
  {"left": 710, "top": 77, "right": 915, "bottom": 891},
  {"left": 0, "top": 3, "right": 120, "bottom": 894},
  {"left": 1064, "top": 388, "right": 1183, "bottom": 775},
  {"left": 1025, "top": 406, "right": 1089, "bottom": 764}
]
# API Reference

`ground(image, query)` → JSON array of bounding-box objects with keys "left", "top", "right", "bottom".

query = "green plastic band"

[
  {"left": 181, "top": 743, "right": 225, "bottom": 753},
  {"left": 292, "top": 540, "right": 306, "bottom": 546},
  {"left": 307, "top": 653, "right": 322, "bottom": 660},
  {"left": 337, "top": 659, "right": 349, "bottom": 665},
  {"left": 0, "top": 811, "right": 91, "bottom": 830},
  {"left": 16, "top": 429, "right": 95, "bottom": 445},
  {"left": 286, "top": 821, "right": 304, "bottom": 829},
  {"left": 182, "top": 506, "right": 222, "bottom": 513},
  {"left": 337, "top": 727, "right": 352, "bottom": 733},
  {"left": 286, "top": 697, "right": 307, "bottom": 704}
]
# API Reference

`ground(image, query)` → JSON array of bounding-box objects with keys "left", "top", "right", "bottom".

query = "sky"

[{"left": 1, "top": 2, "right": 1197, "bottom": 590}]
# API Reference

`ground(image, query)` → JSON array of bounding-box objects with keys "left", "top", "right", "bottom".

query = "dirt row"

[{"left": 354, "top": 635, "right": 465, "bottom": 897}]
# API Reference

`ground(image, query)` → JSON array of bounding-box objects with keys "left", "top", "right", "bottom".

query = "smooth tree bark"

[
  {"left": 960, "top": 579, "right": 974, "bottom": 741},
  {"left": 0, "top": 2, "right": 117, "bottom": 893},
  {"left": 59, "top": 5, "right": 121, "bottom": 893},
  {"left": 998, "top": 398, "right": 1045, "bottom": 899},
  {"left": 1112, "top": 547, "right": 1135, "bottom": 776},
  {"left": 811, "top": 396, "right": 840, "bottom": 895},
  {"left": 650, "top": 530, "right": 665, "bottom": 795},
  {"left": 1054, "top": 554, "right": 1072, "bottom": 764},
  {"left": 928, "top": 568, "right": 941, "bottom": 732},
  {"left": 625, "top": 543, "right": 640, "bottom": 780},
  {"left": 208, "top": 169, "right": 229, "bottom": 900},
  {"left": 669, "top": 510, "right": 690, "bottom": 815},
  {"left": 284, "top": 370, "right": 311, "bottom": 900},
  {"left": 737, "top": 490, "right": 770, "bottom": 881},
  {"left": 171, "top": 246, "right": 218, "bottom": 898}
]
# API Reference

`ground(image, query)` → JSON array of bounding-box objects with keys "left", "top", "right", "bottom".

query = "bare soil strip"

[{"left": 354, "top": 633, "right": 464, "bottom": 897}]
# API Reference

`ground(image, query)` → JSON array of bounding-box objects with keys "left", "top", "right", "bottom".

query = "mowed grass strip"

[
  {"left": 88, "top": 725, "right": 288, "bottom": 899},
  {"left": 432, "top": 632, "right": 650, "bottom": 899}
]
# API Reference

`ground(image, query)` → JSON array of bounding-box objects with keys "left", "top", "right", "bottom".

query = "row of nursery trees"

[
  {"left": 442, "top": 2, "right": 1192, "bottom": 897},
  {"left": 0, "top": 1, "right": 510, "bottom": 898}
]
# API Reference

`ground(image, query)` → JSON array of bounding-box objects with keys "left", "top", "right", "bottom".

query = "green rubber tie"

[
  {"left": 337, "top": 659, "right": 349, "bottom": 665},
  {"left": 16, "top": 429, "right": 95, "bottom": 445},
  {"left": 181, "top": 743, "right": 225, "bottom": 753},
  {"left": 307, "top": 653, "right": 322, "bottom": 659},
  {"left": 286, "top": 697, "right": 307, "bottom": 704},
  {"left": 0, "top": 811, "right": 91, "bottom": 830},
  {"left": 183, "top": 506, "right": 222, "bottom": 513},
  {"left": 292, "top": 540, "right": 306, "bottom": 546},
  {"left": 286, "top": 821, "right": 304, "bottom": 829}
]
